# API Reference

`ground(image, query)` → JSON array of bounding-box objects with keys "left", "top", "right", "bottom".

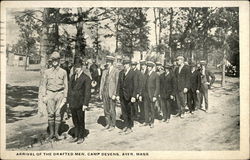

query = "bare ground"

[{"left": 5, "top": 65, "right": 240, "bottom": 151}]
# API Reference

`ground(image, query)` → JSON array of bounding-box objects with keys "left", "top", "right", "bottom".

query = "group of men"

[
  {"left": 99, "top": 55, "right": 215, "bottom": 134},
  {"left": 42, "top": 51, "right": 215, "bottom": 144}
]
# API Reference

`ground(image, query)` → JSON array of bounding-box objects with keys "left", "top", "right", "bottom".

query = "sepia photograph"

[{"left": 0, "top": 1, "right": 249, "bottom": 160}]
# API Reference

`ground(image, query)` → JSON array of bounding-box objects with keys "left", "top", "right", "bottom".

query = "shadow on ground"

[{"left": 6, "top": 84, "right": 39, "bottom": 123}]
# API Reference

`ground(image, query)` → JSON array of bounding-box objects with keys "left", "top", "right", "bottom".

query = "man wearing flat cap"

[
  {"left": 68, "top": 60, "right": 91, "bottom": 144},
  {"left": 187, "top": 62, "right": 201, "bottom": 113},
  {"left": 42, "top": 51, "right": 68, "bottom": 141},
  {"left": 116, "top": 59, "right": 138, "bottom": 134},
  {"left": 159, "top": 63, "right": 175, "bottom": 123},
  {"left": 143, "top": 61, "right": 160, "bottom": 128},
  {"left": 174, "top": 56, "right": 190, "bottom": 118},
  {"left": 199, "top": 60, "right": 215, "bottom": 112},
  {"left": 100, "top": 56, "right": 120, "bottom": 131}
]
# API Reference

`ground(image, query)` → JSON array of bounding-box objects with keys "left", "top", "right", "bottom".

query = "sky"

[{"left": 6, "top": 8, "right": 157, "bottom": 53}]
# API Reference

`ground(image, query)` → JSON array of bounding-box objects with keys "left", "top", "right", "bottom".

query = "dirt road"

[{"left": 6, "top": 66, "right": 239, "bottom": 151}]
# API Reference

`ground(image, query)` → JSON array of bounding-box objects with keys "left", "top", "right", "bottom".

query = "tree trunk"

[
  {"left": 37, "top": 8, "right": 50, "bottom": 117},
  {"left": 167, "top": 8, "right": 173, "bottom": 62},
  {"left": 158, "top": 8, "right": 162, "bottom": 48},
  {"left": 153, "top": 8, "right": 158, "bottom": 46},
  {"left": 75, "top": 8, "right": 86, "bottom": 59},
  {"left": 115, "top": 14, "right": 120, "bottom": 53}
]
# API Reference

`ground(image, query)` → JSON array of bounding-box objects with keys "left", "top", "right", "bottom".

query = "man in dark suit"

[
  {"left": 199, "top": 60, "right": 215, "bottom": 112},
  {"left": 174, "top": 56, "right": 190, "bottom": 118},
  {"left": 143, "top": 61, "right": 160, "bottom": 128},
  {"left": 116, "top": 59, "right": 138, "bottom": 134},
  {"left": 160, "top": 63, "right": 175, "bottom": 123},
  {"left": 187, "top": 62, "right": 201, "bottom": 113},
  {"left": 138, "top": 60, "right": 147, "bottom": 122},
  {"left": 68, "top": 61, "right": 91, "bottom": 144},
  {"left": 131, "top": 61, "right": 140, "bottom": 120}
]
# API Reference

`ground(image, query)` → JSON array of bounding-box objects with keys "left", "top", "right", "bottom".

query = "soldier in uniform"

[
  {"left": 99, "top": 56, "right": 120, "bottom": 131},
  {"left": 42, "top": 51, "right": 68, "bottom": 141}
]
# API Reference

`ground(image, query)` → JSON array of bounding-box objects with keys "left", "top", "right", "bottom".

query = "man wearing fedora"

[
  {"left": 42, "top": 51, "right": 68, "bottom": 141},
  {"left": 143, "top": 61, "right": 160, "bottom": 128},
  {"left": 100, "top": 56, "right": 119, "bottom": 131},
  {"left": 159, "top": 63, "right": 175, "bottom": 122},
  {"left": 116, "top": 59, "right": 138, "bottom": 134},
  {"left": 187, "top": 62, "right": 201, "bottom": 113},
  {"left": 131, "top": 61, "right": 140, "bottom": 120},
  {"left": 199, "top": 60, "right": 215, "bottom": 112},
  {"left": 174, "top": 56, "right": 190, "bottom": 118},
  {"left": 68, "top": 60, "right": 91, "bottom": 144}
]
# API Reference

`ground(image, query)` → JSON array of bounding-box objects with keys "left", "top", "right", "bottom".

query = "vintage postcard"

[{"left": 0, "top": 1, "right": 249, "bottom": 160}]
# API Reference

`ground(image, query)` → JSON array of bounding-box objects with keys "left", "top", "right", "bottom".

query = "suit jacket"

[
  {"left": 160, "top": 72, "right": 174, "bottom": 99},
  {"left": 189, "top": 70, "right": 201, "bottom": 92},
  {"left": 133, "top": 69, "right": 141, "bottom": 95},
  {"left": 99, "top": 67, "right": 119, "bottom": 98},
  {"left": 138, "top": 69, "right": 148, "bottom": 97},
  {"left": 145, "top": 71, "right": 160, "bottom": 101},
  {"left": 174, "top": 64, "right": 190, "bottom": 92},
  {"left": 90, "top": 63, "right": 99, "bottom": 80},
  {"left": 117, "top": 69, "right": 137, "bottom": 101},
  {"left": 68, "top": 72, "right": 91, "bottom": 109}
]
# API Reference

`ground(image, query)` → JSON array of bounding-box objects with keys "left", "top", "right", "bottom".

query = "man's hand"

[
  {"left": 136, "top": 94, "right": 139, "bottom": 99},
  {"left": 183, "top": 88, "right": 188, "bottom": 93},
  {"left": 139, "top": 96, "right": 142, "bottom": 102},
  {"left": 205, "top": 82, "right": 210, "bottom": 85},
  {"left": 131, "top": 97, "right": 136, "bottom": 103},
  {"left": 112, "top": 95, "right": 116, "bottom": 100},
  {"left": 152, "top": 97, "right": 157, "bottom": 102},
  {"left": 62, "top": 98, "right": 67, "bottom": 104},
  {"left": 116, "top": 96, "right": 120, "bottom": 101},
  {"left": 170, "top": 95, "right": 174, "bottom": 100},
  {"left": 196, "top": 90, "right": 200, "bottom": 94},
  {"left": 82, "top": 105, "right": 88, "bottom": 111}
]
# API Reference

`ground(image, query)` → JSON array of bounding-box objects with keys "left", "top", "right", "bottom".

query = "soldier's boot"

[
  {"left": 54, "top": 122, "right": 63, "bottom": 140},
  {"left": 47, "top": 121, "right": 54, "bottom": 141}
]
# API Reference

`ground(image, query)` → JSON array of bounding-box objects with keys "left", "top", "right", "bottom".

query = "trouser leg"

[
  {"left": 144, "top": 97, "right": 150, "bottom": 124},
  {"left": 70, "top": 108, "right": 79, "bottom": 138},
  {"left": 77, "top": 109, "right": 85, "bottom": 138},
  {"left": 128, "top": 101, "right": 133, "bottom": 128},
  {"left": 161, "top": 98, "right": 167, "bottom": 120},
  {"left": 110, "top": 99, "right": 116, "bottom": 127},
  {"left": 195, "top": 92, "right": 201, "bottom": 110},
  {"left": 121, "top": 99, "right": 129, "bottom": 128},
  {"left": 139, "top": 101, "right": 144, "bottom": 121},
  {"left": 150, "top": 102, "right": 155, "bottom": 124},
  {"left": 103, "top": 95, "right": 111, "bottom": 126},
  {"left": 166, "top": 99, "right": 171, "bottom": 120},
  {"left": 176, "top": 91, "right": 185, "bottom": 115}
]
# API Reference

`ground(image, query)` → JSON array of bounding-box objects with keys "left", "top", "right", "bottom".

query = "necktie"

[{"left": 75, "top": 73, "right": 78, "bottom": 80}]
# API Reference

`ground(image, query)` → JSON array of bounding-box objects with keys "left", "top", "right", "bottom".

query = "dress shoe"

[
  {"left": 69, "top": 137, "right": 78, "bottom": 143},
  {"left": 162, "top": 119, "right": 166, "bottom": 122},
  {"left": 150, "top": 124, "right": 154, "bottom": 128},
  {"left": 166, "top": 119, "right": 170, "bottom": 123},
  {"left": 122, "top": 127, "right": 128, "bottom": 132},
  {"left": 180, "top": 114, "right": 184, "bottom": 119},
  {"left": 76, "top": 138, "right": 84, "bottom": 144},
  {"left": 104, "top": 125, "right": 110, "bottom": 130},
  {"left": 143, "top": 123, "right": 149, "bottom": 126},
  {"left": 125, "top": 128, "right": 133, "bottom": 135},
  {"left": 54, "top": 134, "right": 63, "bottom": 140},
  {"left": 108, "top": 127, "right": 115, "bottom": 132}
]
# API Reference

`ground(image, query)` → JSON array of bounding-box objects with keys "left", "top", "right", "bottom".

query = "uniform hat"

[
  {"left": 176, "top": 56, "right": 184, "bottom": 60},
  {"left": 131, "top": 61, "right": 138, "bottom": 65},
  {"left": 200, "top": 60, "right": 207, "bottom": 65},
  {"left": 123, "top": 59, "right": 131, "bottom": 65},
  {"left": 106, "top": 55, "right": 115, "bottom": 62},
  {"left": 50, "top": 51, "right": 60, "bottom": 59},
  {"left": 155, "top": 61, "right": 162, "bottom": 66},
  {"left": 147, "top": 61, "right": 155, "bottom": 67}
]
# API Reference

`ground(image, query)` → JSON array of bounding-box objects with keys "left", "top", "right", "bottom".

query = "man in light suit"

[
  {"left": 99, "top": 56, "right": 119, "bottom": 131},
  {"left": 174, "top": 56, "right": 190, "bottom": 118},
  {"left": 143, "top": 61, "right": 160, "bottom": 128}
]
